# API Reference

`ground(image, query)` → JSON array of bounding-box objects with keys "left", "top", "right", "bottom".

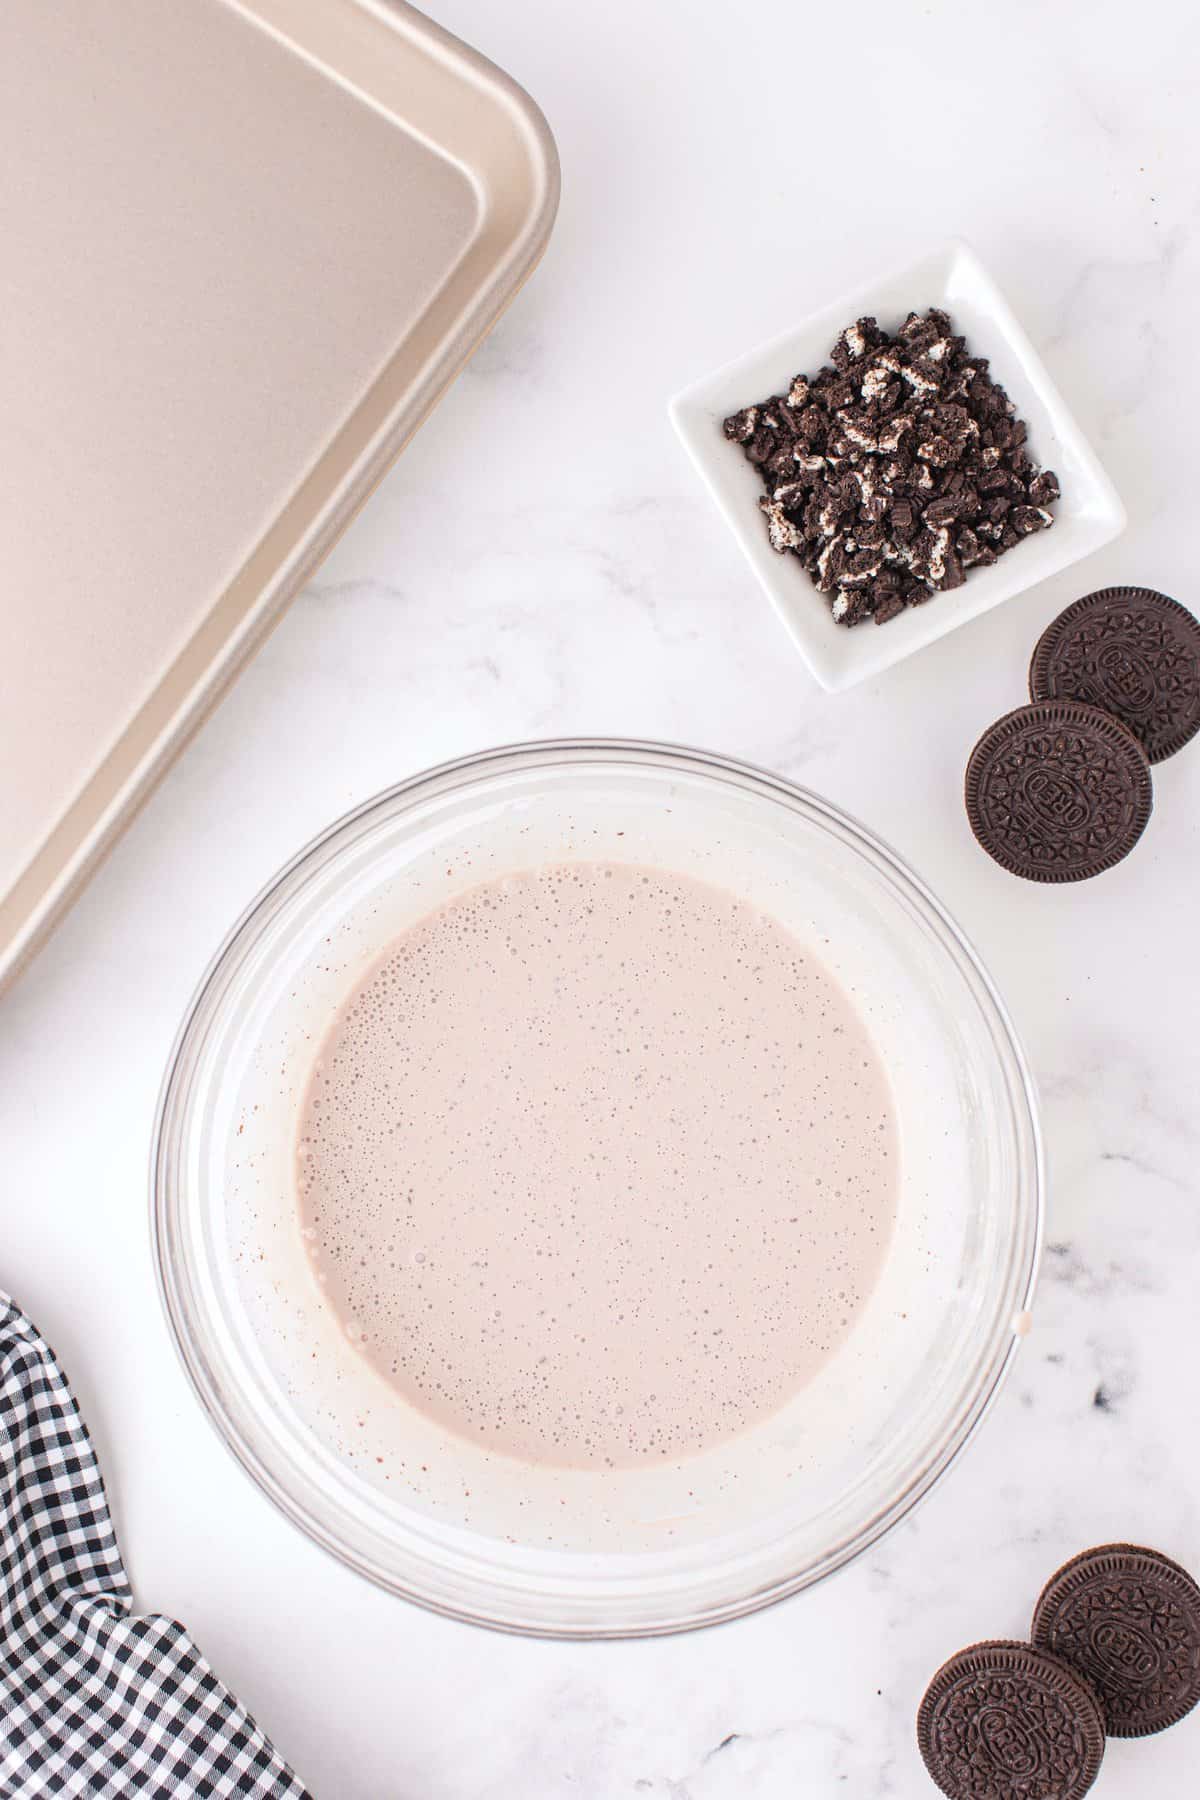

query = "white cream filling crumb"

[
  {"left": 861, "top": 366, "right": 891, "bottom": 403},
  {"left": 840, "top": 417, "right": 879, "bottom": 453},
  {"left": 816, "top": 533, "right": 842, "bottom": 587},
  {"left": 758, "top": 498, "right": 803, "bottom": 553},
  {"left": 878, "top": 419, "right": 912, "bottom": 453},
  {"left": 928, "top": 526, "right": 950, "bottom": 582}
]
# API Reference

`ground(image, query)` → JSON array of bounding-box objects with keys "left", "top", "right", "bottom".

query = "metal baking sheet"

[{"left": 0, "top": 0, "right": 558, "bottom": 991}]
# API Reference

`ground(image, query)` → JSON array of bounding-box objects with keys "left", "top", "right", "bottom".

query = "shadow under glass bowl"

[{"left": 152, "top": 739, "right": 1042, "bottom": 1638}]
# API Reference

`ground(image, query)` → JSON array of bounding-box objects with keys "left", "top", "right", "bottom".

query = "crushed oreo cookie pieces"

[{"left": 723, "top": 309, "right": 1060, "bottom": 627}]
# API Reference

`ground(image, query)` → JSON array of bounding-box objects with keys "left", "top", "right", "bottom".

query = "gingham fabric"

[{"left": 0, "top": 1293, "right": 312, "bottom": 1799}]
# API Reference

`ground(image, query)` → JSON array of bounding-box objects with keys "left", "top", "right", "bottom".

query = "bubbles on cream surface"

[{"left": 296, "top": 862, "right": 897, "bottom": 1470}]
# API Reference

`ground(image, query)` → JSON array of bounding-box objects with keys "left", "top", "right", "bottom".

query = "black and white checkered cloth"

[{"left": 0, "top": 1293, "right": 312, "bottom": 1799}]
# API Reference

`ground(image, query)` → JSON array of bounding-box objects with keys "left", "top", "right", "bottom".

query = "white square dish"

[{"left": 669, "top": 240, "right": 1126, "bottom": 692}]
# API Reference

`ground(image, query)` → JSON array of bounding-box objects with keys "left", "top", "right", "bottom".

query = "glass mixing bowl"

[{"left": 152, "top": 739, "right": 1042, "bottom": 1637}]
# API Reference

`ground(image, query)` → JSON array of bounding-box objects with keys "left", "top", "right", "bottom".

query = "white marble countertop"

[{"left": 4, "top": 0, "right": 1200, "bottom": 1794}]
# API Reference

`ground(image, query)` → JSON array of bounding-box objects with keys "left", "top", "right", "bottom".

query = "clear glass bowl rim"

[{"left": 151, "top": 736, "right": 1044, "bottom": 1637}]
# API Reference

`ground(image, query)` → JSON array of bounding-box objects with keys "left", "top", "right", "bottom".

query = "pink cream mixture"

[{"left": 297, "top": 862, "right": 897, "bottom": 1469}]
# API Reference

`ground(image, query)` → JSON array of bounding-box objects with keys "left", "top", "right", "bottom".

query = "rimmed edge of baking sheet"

[{"left": 0, "top": 0, "right": 559, "bottom": 994}]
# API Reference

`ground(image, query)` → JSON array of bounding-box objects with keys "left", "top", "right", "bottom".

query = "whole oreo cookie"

[
  {"left": 917, "top": 1640, "right": 1106, "bottom": 1800},
  {"left": 965, "top": 700, "right": 1152, "bottom": 882},
  {"left": 1030, "top": 586, "right": 1200, "bottom": 763},
  {"left": 1033, "top": 1544, "right": 1200, "bottom": 1738}
]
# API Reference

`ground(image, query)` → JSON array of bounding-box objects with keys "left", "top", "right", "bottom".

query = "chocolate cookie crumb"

[{"left": 723, "top": 309, "right": 1059, "bottom": 627}]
